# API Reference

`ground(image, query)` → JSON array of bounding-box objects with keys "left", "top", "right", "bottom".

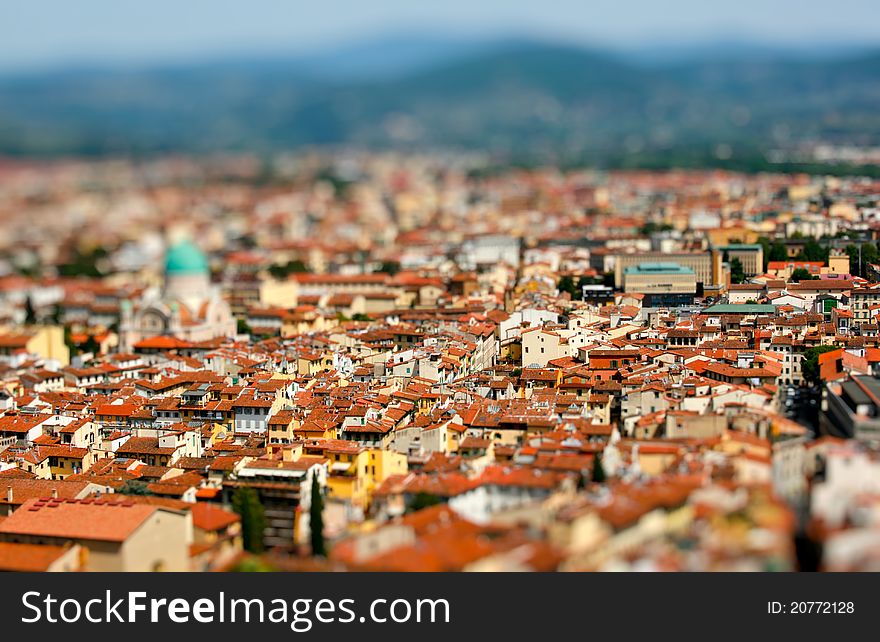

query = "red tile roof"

[{"left": 0, "top": 498, "right": 169, "bottom": 542}]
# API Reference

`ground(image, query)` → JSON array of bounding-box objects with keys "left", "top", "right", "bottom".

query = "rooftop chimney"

[
  {"left": 51, "top": 488, "right": 59, "bottom": 499},
  {"left": 6, "top": 486, "right": 11, "bottom": 503}
]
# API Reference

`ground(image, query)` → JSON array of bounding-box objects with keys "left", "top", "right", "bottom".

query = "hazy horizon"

[{"left": 4, "top": 0, "right": 880, "bottom": 73}]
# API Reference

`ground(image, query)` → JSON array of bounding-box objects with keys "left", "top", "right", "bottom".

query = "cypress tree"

[
  {"left": 63, "top": 326, "right": 78, "bottom": 357},
  {"left": 592, "top": 452, "right": 607, "bottom": 483},
  {"left": 24, "top": 296, "right": 36, "bottom": 325},
  {"left": 309, "top": 469, "right": 326, "bottom": 557},
  {"left": 232, "top": 487, "right": 266, "bottom": 554}
]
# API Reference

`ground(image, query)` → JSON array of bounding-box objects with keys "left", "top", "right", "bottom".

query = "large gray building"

[{"left": 822, "top": 375, "right": 880, "bottom": 441}]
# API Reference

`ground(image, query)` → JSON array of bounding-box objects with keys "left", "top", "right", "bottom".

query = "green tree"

[
  {"left": 592, "top": 453, "right": 607, "bottom": 483},
  {"left": 557, "top": 275, "right": 578, "bottom": 298},
  {"left": 315, "top": 169, "right": 352, "bottom": 198},
  {"left": 408, "top": 491, "right": 442, "bottom": 513},
  {"left": 769, "top": 242, "right": 788, "bottom": 263},
  {"left": 639, "top": 222, "right": 673, "bottom": 236},
  {"left": 24, "top": 296, "right": 36, "bottom": 325},
  {"left": 237, "top": 234, "right": 258, "bottom": 249},
  {"left": 729, "top": 257, "right": 745, "bottom": 284},
  {"left": 845, "top": 244, "right": 859, "bottom": 275},
  {"left": 351, "top": 313, "right": 370, "bottom": 322},
  {"left": 865, "top": 244, "right": 880, "bottom": 268},
  {"left": 267, "top": 260, "right": 308, "bottom": 279},
  {"left": 602, "top": 272, "right": 615, "bottom": 288},
  {"left": 236, "top": 318, "right": 252, "bottom": 334},
  {"left": 231, "top": 557, "right": 275, "bottom": 573},
  {"left": 801, "top": 238, "right": 829, "bottom": 263},
  {"left": 119, "top": 480, "right": 153, "bottom": 495},
  {"left": 790, "top": 268, "right": 815, "bottom": 282},
  {"left": 309, "top": 470, "right": 326, "bottom": 557},
  {"left": 82, "top": 334, "right": 100, "bottom": 356},
  {"left": 57, "top": 246, "right": 107, "bottom": 278},
  {"left": 847, "top": 243, "right": 880, "bottom": 277},
  {"left": 64, "top": 326, "right": 77, "bottom": 356},
  {"left": 232, "top": 487, "right": 266, "bottom": 554},
  {"left": 757, "top": 237, "right": 771, "bottom": 271},
  {"left": 801, "top": 345, "right": 840, "bottom": 385},
  {"left": 378, "top": 260, "right": 401, "bottom": 276}
]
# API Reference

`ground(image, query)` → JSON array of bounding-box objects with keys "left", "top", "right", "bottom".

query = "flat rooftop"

[
  {"left": 702, "top": 304, "right": 778, "bottom": 314},
  {"left": 624, "top": 263, "right": 694, "bottom": 275}
]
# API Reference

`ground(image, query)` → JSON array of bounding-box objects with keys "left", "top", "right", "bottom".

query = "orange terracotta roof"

[{"left": 0, "top": 498, "right": 171, "bottom": 542}]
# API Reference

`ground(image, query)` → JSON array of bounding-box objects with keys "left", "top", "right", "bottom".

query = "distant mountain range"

[{"left": 1, "top": 36, "right": 878, "bottom": 163}]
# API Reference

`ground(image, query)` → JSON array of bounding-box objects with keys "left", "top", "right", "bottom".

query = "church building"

[{"left": 120, "top": 240, "right": 236, "bottom": 349}]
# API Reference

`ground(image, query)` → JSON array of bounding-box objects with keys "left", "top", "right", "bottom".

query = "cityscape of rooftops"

[{"left": 0, "top": 1, "right": 879, "bottom": 574}]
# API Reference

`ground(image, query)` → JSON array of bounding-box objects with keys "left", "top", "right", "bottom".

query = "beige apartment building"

[
  {"left": 613, "top": 251, "right": 722, "bottom": 287},
  {"left": 623, "top": 263, "right": 697, "bottom": 294},
  {"left": 0, "top": 498, "right": 192, "bottom": 571},
  {"left": 719, "top": 244, "right": 764, "bottom": 277}
]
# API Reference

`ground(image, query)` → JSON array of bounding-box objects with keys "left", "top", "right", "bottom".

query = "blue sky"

[{"left": 3, "top": 0, "right": 879, "bottom": 71}]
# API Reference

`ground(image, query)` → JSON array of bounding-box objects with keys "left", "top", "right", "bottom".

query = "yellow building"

[
  {"left": 204, "top": 422, "right": 233, "bottom": 448},
  {"left": 823, "top": 251, "right": 850, "bottom": 276},
  {"left": 318, "top": 442, "right": 372, "bottom": 509},
  {"left": 43, "top": 445, "right": 99, "bottom": 480},
  {"left": 304, "top": 441, "right": 407, "bottom": 511},
  {"left": 0, "top": 325, "right": 70, "bottom": 366},
  {"left": 365, "top": 448, "right": 407, "bottom": 488},
  {"left": 267, "top": 410, "right": 299, "bottom": 444},
  {"left": 297, "top": 351, "right": 333, "bottom": 376},
  {"left": 226, "top": 275, "right": 298, "bottom": 317},
  {"left": 295, "top": 418, "right": 337, "bottom": 440},
  {"left": 706, "top": 227, "right": 760, "bottom": 247},
  {"left": 281, "top": 310, "right": 326, "bottom": 336},
  {"left": 715, "top": 430, "right": 771, "bottom": 460}
]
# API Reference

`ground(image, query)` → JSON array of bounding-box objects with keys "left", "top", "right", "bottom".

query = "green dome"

[{"left": 165, "top": 240, "right": 209, "bottom": 276}]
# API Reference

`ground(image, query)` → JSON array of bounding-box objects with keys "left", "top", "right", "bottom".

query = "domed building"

[
  {"left": 164, "top": 240, "right": 211, "bottom": 308},
  {"left": 120, "top": 240, "right": 236, "bottom": 349}
]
